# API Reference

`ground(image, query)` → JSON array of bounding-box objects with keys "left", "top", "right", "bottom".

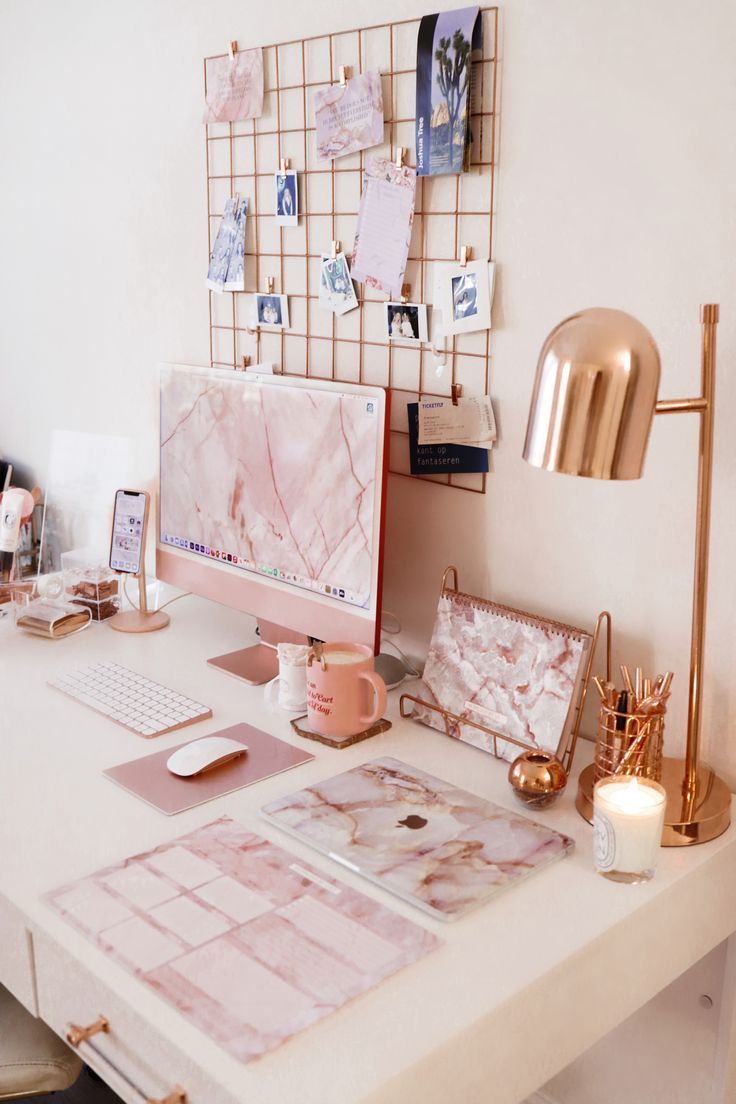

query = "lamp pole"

[{"left": 654, "top": 305, "right": 728, "bottom": 843}]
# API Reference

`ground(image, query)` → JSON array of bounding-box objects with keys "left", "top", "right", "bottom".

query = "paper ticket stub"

[{"left": 417, "top": 396, "right": 496, "bottom": 447}]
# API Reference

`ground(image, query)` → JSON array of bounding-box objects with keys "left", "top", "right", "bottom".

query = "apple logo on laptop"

[{"left": 397, "top": 815, "right": 427, "bottom": 830}]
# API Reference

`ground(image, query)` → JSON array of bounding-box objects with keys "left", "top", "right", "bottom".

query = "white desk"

[{"left": 2, "top": 596, "right": 736, "bottom": 1104}]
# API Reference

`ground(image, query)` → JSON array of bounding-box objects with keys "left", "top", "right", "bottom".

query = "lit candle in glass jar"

[{"left": 593, "top": 776, "right": 666, "bottom": 883}]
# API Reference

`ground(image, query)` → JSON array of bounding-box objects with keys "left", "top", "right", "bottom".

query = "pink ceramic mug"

[{"left": 306, "top": 643, "right": 387, "bottom": 737}]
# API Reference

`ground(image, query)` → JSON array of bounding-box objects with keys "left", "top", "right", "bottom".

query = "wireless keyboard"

[{"left": 48, "top": 661, "right": 212, "bottom": 738}]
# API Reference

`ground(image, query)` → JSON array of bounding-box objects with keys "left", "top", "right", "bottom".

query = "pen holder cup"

[{"left": 594, "top": 701, "right": 665, "bottom": 784}]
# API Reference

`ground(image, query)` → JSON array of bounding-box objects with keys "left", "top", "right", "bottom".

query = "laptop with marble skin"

[{"left": 261, "top": 757, "right": 574, "bottom": 920}]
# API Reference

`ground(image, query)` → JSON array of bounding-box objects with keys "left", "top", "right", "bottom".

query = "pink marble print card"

[
  {"left": 412, "top": 591, "right": 591, "bottom": 763},
  {"left": 314, "top": 70, "right": 384, "bottom": 161},
  {"left": 203, "top": 49, "right": 264, "bottom": 123},
  {"left": 46, "top": 818, "right": 439, "bottom": 1063}
]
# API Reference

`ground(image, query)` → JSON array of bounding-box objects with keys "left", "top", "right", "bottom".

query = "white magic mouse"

[{"left": 166, "top": 736, "right": 247, "bottom": 778}]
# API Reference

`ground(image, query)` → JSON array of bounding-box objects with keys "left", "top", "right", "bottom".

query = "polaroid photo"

[
  {"left": 274, "top": 170, "right": 298, "bottom": 227},
  {"left": 255, "top": 293, "right": 289, "bottom": 330},
  {"left": 223, "top": 198, "right": 247, "bottom": 292},
  {"left": 318, "top": 252, "right": 359, "bottom": 316},
  {"left": 385, "top": 302, "right": 428, "bottom": 343},
  {"left": 206, "top": 196, "right": 247, "bottom": 293},
  {"left": 433, "top": 261, "right": 495, "bottom": 336}
]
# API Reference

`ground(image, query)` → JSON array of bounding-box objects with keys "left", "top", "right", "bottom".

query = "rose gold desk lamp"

[{"left": 523, "top": 304, "right": 729, "bottom": 845}]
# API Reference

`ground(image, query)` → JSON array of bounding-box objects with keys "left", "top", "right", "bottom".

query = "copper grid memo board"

[{"left": 205, "top": 8, "right": 499, "bottom": 493}]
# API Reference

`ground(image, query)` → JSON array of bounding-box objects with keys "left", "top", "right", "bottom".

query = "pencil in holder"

[{"left": 594, "top": 701, "right": 665, "bottom": 783}]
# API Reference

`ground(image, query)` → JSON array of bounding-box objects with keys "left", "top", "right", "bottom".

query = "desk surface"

[{"left": 2, "top": 595, "right": 736, "bottom": 1104}]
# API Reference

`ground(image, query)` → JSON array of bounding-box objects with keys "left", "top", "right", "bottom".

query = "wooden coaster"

[{"left": 290, "top": 715, "right": 392, "bottom": 748}]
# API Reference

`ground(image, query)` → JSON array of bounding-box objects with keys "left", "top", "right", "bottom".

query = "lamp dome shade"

[{"left": 523, "top": 308, "right": 661, "bottom": 480}]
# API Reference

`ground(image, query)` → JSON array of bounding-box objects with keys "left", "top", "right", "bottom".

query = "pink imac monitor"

[{"left": 157, "top": 364, "right": 389, "bottom": 683}]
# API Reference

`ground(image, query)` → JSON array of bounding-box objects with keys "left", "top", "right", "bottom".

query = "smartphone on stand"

[
  {"left": 108, "top": 489, "right": 169, "bottom": 633},
  {"left": 109, "top": 489, "right": 149, "bottom": 576}
]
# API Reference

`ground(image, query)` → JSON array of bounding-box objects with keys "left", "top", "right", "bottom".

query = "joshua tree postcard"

[{"left": 415, "top": 7, "right": 482, "bottom": 177}]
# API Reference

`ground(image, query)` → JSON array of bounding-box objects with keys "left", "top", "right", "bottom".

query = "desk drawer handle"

[
  {"left": 146, "top": 1088, "right": 186, "bottom": 1104},
  {"left": 66, "top": 1015, "right": 109, "bottom": 1046}
]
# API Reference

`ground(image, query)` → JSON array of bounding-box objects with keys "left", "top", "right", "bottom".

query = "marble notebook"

[
  {"left": 45, "top": 818, "right": 439, "bottom": 1063},
  {"left": 261, "top": 757, "right": 574, "bottom": 920},
  {"left": 410, "top": 587, "right": 592, "bottom": 763}
]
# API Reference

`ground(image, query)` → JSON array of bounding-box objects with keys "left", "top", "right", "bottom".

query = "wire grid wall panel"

[{"left": 205, "top": 8, "right": 498, "bottom": 493}]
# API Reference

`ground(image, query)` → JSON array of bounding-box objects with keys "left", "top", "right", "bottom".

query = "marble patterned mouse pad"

[
  {"left": 45, "top": 817, "right": 439, "bottom": 1063},
  {"left": 261, "top": 757, "right": 575, "bottom": 919}
]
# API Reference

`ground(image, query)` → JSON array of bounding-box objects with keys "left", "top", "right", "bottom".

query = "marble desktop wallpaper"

[
  {"left": 46, "top": 818, "right": 439, "bottom": 1063},
  {"left": 159, "top": 369, "right": 380, "bottom": 605}
]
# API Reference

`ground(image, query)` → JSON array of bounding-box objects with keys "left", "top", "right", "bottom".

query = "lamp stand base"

[{"left": 576, "top": 756, "right": 731, "bottom": 846}]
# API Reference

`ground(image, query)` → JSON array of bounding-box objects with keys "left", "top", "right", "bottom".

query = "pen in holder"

[
  {"left": 595, "top": 701, "right": 664, "bottom": 783},
  {"left": 593, "top": 668, "right": 672, "bottom": 784}
]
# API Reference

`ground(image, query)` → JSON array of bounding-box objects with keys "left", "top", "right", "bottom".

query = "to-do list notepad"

[
  {"left": 46, "top": 818, "right": 439, "bottom": 1063},
  {"left": 351, "top": 155, "right": 416, "bottom": 298}
]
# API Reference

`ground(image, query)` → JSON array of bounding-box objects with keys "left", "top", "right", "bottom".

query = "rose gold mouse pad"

[{"left": 104, "top": 724, "right": 314, "bottom": 815}]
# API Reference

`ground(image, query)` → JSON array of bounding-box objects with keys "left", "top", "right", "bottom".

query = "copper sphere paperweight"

[{"left": 508, "top": 751, "right": 568, "bottom": 809}]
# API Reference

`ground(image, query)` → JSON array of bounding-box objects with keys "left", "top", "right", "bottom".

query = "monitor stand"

[{"left": 207, "top": 619, "right": 310, "bottom": 686}]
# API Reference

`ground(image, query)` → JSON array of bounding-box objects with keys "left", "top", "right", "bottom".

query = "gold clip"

[
  {"left": 241, "top": 355, "right": 251, "bottom": 370},
  {"left": 331, "top": 239, "right": 340, "bottom": 261},
  {"left": 451, "top": 383, "right": 463, "bottom": 406},
  {"left": 266, "top": 276, "right": 275, "bottom": 295},
  {"left": 395, "top": 146, "right": 405, "bottom": 169},
  {"left": 280, "top": 158, "right": 290, "bottom": 174},
  {"left": 460, "top": 245, "right": 471, "bottom": 267},
  {"left": 400, "top": 283, "right": 411, "bottom": 305},
  {"left": 339, "top": 65, "right": 349, "bottom": 86},
  {"left": 229, "top": 40, "right": 238, "bottom": 59}
]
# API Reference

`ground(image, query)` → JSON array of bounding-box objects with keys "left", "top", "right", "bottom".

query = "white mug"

[{"left": 265, "top": 642, "right": 309, "bottom": 712}]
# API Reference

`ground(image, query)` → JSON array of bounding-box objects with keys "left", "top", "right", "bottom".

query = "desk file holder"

[{"left": 400, "top": 566, "right": 612, "bottom": 773}]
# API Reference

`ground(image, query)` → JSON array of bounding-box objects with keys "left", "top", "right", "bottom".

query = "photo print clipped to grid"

[{"left": 204, "top": 8, "right": 498, "bottom": 493}]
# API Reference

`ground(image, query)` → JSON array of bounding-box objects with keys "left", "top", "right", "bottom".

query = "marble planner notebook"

[
  {"left": 261, "top": 757, "right": 575, "bottom": 920},
  {"left": 46, "top": 818, "right": 439, "bottom": 1062},
  {"left": 410, "top": 588, "right": 592, "bottom": 764}
]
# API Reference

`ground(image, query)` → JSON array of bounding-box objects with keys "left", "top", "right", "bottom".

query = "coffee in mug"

[{"left": 306, "top": 643, "right": 387, "bottom": 737}]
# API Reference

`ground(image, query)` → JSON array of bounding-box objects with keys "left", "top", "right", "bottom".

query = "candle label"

[{"left": 593, "top": 808, "right": 616, "bottom": 871}]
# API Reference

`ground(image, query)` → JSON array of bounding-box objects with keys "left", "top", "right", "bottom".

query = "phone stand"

[{"left": 109, "top": 562, "right": 169, "bottom": 634}]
